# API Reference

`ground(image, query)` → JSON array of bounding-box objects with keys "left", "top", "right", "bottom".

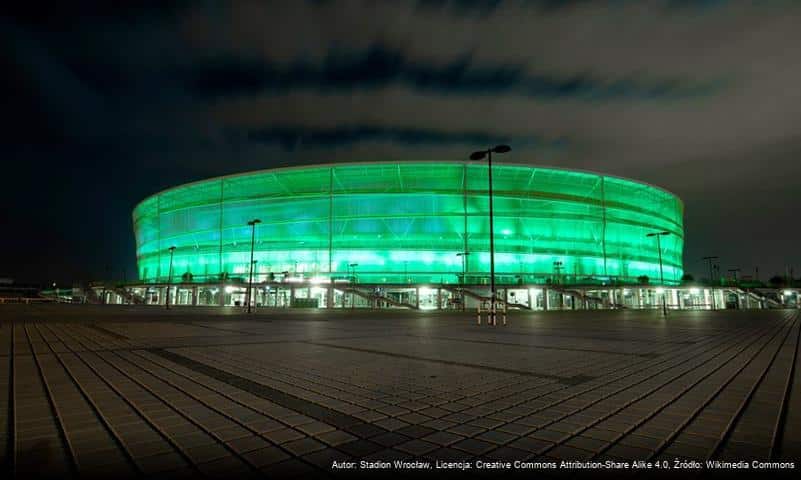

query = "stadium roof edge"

[{"left": 132, "top": 160, "right": 682, "bottom": 215}]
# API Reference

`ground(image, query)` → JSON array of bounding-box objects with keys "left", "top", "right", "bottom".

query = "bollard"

[
  {"left": 477, "top": 304, "right": 482, "bottom": 325},
  {"left": 502, "top": 302, "right": 507, "bottom": 326}
]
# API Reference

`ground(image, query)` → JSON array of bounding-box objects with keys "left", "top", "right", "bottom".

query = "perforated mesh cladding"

[{"left": 132, "top": 162, "right": 684, "bottom": 284}]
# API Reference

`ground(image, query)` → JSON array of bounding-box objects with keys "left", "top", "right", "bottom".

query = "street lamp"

[
  {"left": 456, "top": 252, "right": 471, "bottom": 284},
  {"left": 553, "top": 261, "right": 563, "bottom": 285},
  {"left": 166, "top": 246, "right": 176, "bottom": 310},
  {"left": 456, "top": 252, "right": 471, "bottom": 311},
  {"left": 728, "top": 268, "right": 741, "bottom": 285},
  {"left": 646, "top": 231, "right": 670, "bottom": 316},
  {"left": 469, "top": 144, "right": 511, "bottom": 326},
  {"left": 702, "top": 256, "right": 719, "bottom": 286},
  {"left": 349, "top": 263, "right": 359, "bottom": 309},
  {"left": 247, "top": 219, "right": 261, "bottom": 314}
]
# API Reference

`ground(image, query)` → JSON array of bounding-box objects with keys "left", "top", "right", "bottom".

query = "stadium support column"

[{"left": 328, "top": 167, "right": 334, "bottom": 282}]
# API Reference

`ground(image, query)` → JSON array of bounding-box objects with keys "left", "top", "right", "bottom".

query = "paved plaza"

[{"left": 0, "top": 305, "right": 799, "bottom": 478}]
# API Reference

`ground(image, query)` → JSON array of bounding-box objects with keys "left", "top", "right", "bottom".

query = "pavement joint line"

[
  {"left": 707, "top": 314, "right": 800, "bottom": 460},
  {"left": 92, "top": 345, "right": 268, "bottom": 477},
  {"left": 113, "top": 349, "right": 331, "bottom": 478},
  {"left": 469, "top": 320, "right": 759, "bottom": 458},
  {"left": 31, "top": 323, "right": 143, "bottom": 477},
  {"left": 772, "top": 311, "right": 801, "bottom": 459},
  {"left": 87, "top": 324, "right": 130, "bottom": 341},
  {"left": 40, "top": 323, "right": 211, "bottom": 478},
  {"left": 460, "top": 329, "right": 699, "bottom": 345},
  {"left": 194, "top": 329, "right": 733, "bottom": 424},
  {"left": 147, "top": 348, "right": 391, "bottom": 439},
  {"left": 474, "top": 322, "right": 759, "bottom": 459},
  {"left": 298, "top": 341, "right": 596, "bottom": 385},
  {"left": 188, "top": 344, "right": 480, "bottom": 414},
  {"left": 4, "top": 323, "right": 15, "bottom": 478},
  {"left": 21, "top": 324, "right": 79, "bottom": 478},
  {"left": 173, "top": 321, "right": 261, "bottom": 335},
  {"left": 404, "top": 334, "right": 662, "bottom": 358},
  {"left": 605, "top": 316, "right": 794, "bottom": 462}
]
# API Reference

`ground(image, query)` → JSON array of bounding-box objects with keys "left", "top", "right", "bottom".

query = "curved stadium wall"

[{"left": 133, "top": 162, "right": 684, "bottom": 285}]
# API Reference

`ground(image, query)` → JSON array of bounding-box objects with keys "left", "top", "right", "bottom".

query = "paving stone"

[
  {"left": 241, "top": 446, "right": 290, "bottom": 468},
  {"left": 371, "top": 432, "right": 412, "bottom": 447},
  {"left": 452, "top": 438, "right": 496, "bottom": 455},
  {"left": 337, "top": 439, "right": 384, "bottom": 457},
  {"left": 282, "top": 437, "right": 327, "bottom": 456},
  {"left": 447, "top": 424, "right": 486, "bottom": 437},
  {"left": 297, "top": 421, "right": 336, "bottom": 436},
  {"left": 316, "top": 429, "right": 358, "bottom": 446},
  {"left": 421, "top": 431, "right": 464, "bottom": 447},
  {"left": 476, "top": 429, "right": 516, "bottom": 445},
  {"left": 396, "top": 424, "right": 437, "bottom": 439},
  {"left": 261, "top": 427, "right": 305, "bottom": 444},
  {"left": 260, "top": 458, "right": 318, "bottom": 478},
  {"left": 373, "top": 417, "right": 410, "bottom": 431}
]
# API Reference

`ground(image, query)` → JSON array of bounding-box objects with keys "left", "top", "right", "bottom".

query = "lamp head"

[
  {"left": 492, "top": 145, "right": 511, "bottom": 154},
  {"left": 469, "top": 151, "right": 486, "bottom": 160}
]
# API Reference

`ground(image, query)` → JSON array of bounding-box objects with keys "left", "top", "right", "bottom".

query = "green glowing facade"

[{"left": 133, "top": 162, "right": 684, "bottom": 285}]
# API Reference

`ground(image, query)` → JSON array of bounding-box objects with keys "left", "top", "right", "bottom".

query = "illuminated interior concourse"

[{"left": 131, "top": 161, "right": 684, "bottom": 308}]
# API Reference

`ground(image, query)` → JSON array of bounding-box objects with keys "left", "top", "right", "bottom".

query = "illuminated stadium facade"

[{"left": 128, "top": 161, "right": 686, "bottom": 309}]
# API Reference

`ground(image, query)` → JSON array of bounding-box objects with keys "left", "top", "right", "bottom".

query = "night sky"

[{"left": 3, "top": 1, "right": 800, "bottom": 286}]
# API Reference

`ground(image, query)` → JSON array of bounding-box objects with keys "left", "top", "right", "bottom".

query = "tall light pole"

[
  {"left": 469, "top": 144, "right": 511, "bottom": 326},
  {"left": 702, "top": 256, "right": 719, "bottom": 285},
  {"left": 457, "top": 252, "right": 471, "bottom": 311},
  {"left": 247, "top": 219, "right": 261, "bottom": 314},
  {"left": 553, "top": 261, "right": 563, "bottom": 285},
  {"left": 348, "top": 263, "right": 359, "bottom": 309},
  {"left": 166, "top": 246, "right": 176, "bottom": 310},
  {"left": 646, "top": 231, "right": 670, "bottom": 316},
  {"left": 456, "top": 252, "right": 470, "bottom": 284},
  {"left": 728, "top": 268, "right": 741, "bottom": 285}
]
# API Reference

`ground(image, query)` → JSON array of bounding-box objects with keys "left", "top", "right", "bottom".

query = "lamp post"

[
  {"left": 469, "top": 144, "right": 511, "bottom": 326},
  {"left": 702, "top": 256, "right": 719, "bottom": 310},
  {"left": 646, "top": 231, "right": 670, "bottom": 316},
  {"left": 247, "top": 219, "right": 261, "bottom": 313},
  {"left": 702, "top": 256, "right": 718, "bottom": 285},
  {"left": 349, "top": 263, "right": 358, "bottom": 309},
  {"left": 728, "top": 268, "right": 741, "bottom": 285},
  {"left": 457, "top": 252, "right": 471, "bottom": 311},
  {"left": 553, "top": 261, "right": 563, "bottom": 285},
  {"left": 166, "top": 246, "right": 176, "bottom": 310},
  {"left": 456, "top": 252, "right": 470, "bottom": 284}
]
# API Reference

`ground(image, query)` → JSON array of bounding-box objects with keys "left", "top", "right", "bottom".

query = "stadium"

[{"left": 119, "top": 161, "right": 698, "bottom": 310}]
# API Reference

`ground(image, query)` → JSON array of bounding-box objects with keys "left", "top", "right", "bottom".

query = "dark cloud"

[
  {"left": 186, "top": 45, "right": 719, "bottom": 100},
  {"left": 2, "top": 1, "right": 800, "bottom": 284},
  {"left": 246, "top": 124, "right": 566, "bottom": 150},
  {"left": 415, "top": 0, "right": 729, "bottom": 15}
]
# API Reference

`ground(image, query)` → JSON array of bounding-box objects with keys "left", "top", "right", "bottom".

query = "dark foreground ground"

[{"left": 0, "top": 305, "right": 799, "bottom": 479}]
